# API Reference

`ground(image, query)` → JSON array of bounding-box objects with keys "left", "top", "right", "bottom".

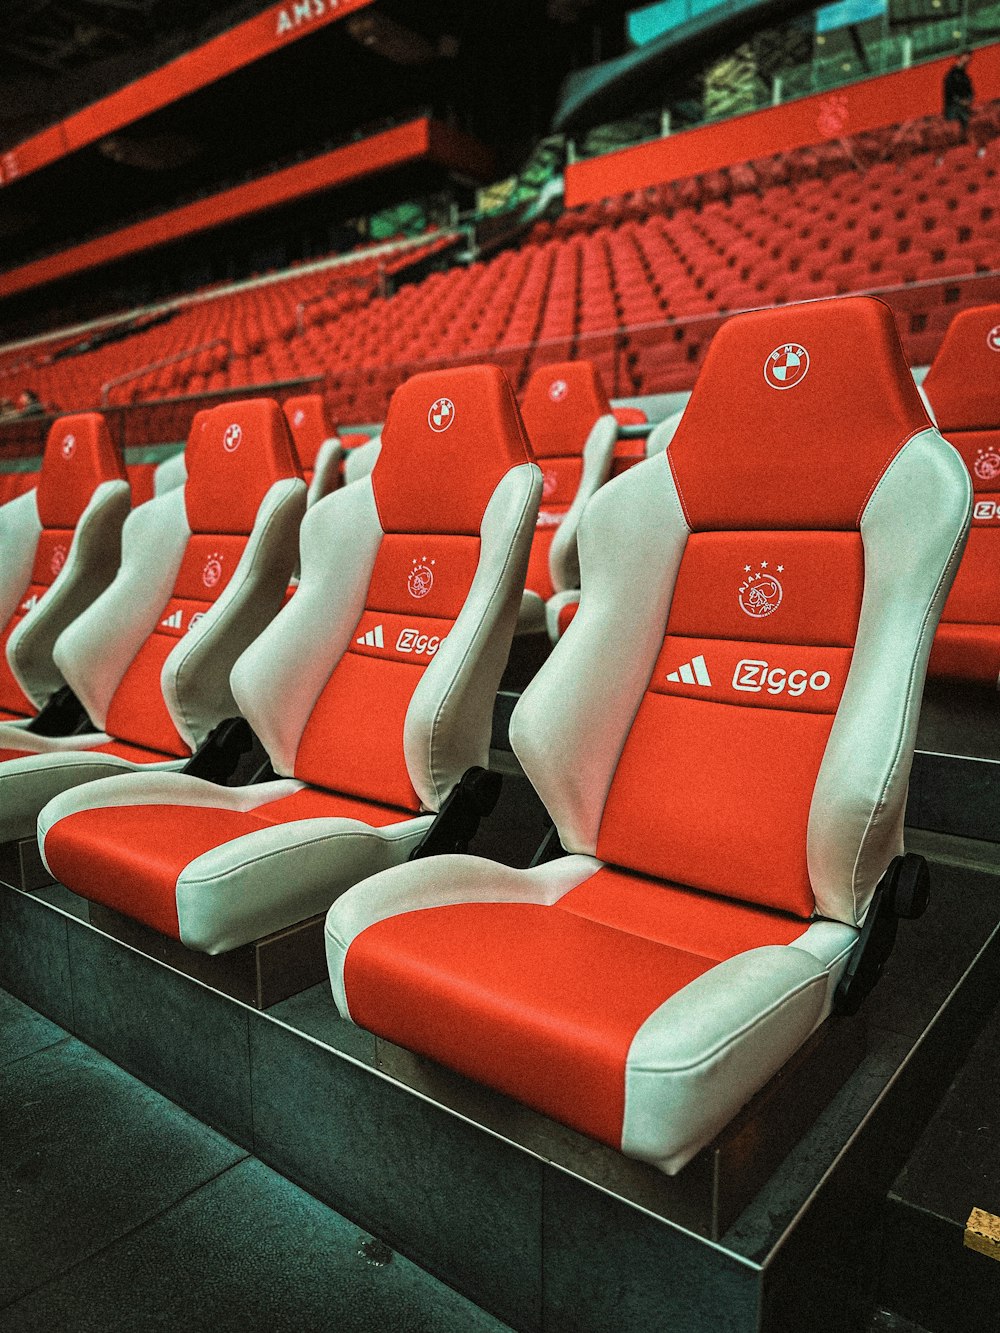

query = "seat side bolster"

[
  {"left": 344, "top": 437, "right": 381, "bottom": 486},
  {"left": 645, "top": 408, "right": 684, "bottom": 458},
  {"left": 511, "top": 455, "right": 688, "bottom": 855},
  {"left": 153, "top": 450, "right": 187, "bottom": 496},
  {"left": 545, "top": 589, "right": 580, "bottom": 643},
  {"left": 622, "top": 945, "right": 829, "bottom": 1174},
  {"left": 808, "top": 428, "right": 972, "bottom": 925},
  {"left": 404, "top": 462, "right": 542, "bottom": 811},
  {"left": 306, "top": 438, "right": 342, "bottom": 507},
  {"left": 326, "top": 852, "right": 601, "bottom": 1020},
  {"left": 230, "top": 477, "right": 383, "bottom": 775},
  {"left": 549, "top": 414, "right": 617, "bottom": 593},
  {"left": 164, "top": 476, "right": 306, "bottom": 753},
  {"left": 0, "top": 490, "right": 42, "bottom": 643},
  {"left": 53, "top": 488, "right": 189, "bottom": 731},
  {"left": 9, "top": 479, "right": 131, "bottom": 708}
]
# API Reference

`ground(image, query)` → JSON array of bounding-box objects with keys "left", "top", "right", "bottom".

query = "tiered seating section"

[{"left": 0, "top": 107, "right": 998, "bottom": 429}]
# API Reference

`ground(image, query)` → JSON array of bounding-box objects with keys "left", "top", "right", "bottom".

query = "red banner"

[{"left": 0, "top": 0, "right": 376, "bottom": 186}]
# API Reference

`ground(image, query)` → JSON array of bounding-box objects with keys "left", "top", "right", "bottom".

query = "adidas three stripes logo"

[{"left": 666, "top": 654, "right": 712, "bottom": 687}]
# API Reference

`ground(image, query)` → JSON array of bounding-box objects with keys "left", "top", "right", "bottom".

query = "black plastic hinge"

[
  {"left": 409, "top": 766, "right": 503, "bottom": 860},
  {"left": 834, "top": 853, "right": 930, "bottom": 1016},
  {"left": 25, "top": 685, "right": 93, "bottom": 737}
]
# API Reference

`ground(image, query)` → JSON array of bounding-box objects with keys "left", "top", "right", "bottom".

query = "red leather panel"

[
  {"left": 36, "top": 414, "right": 125, "bottom": 529},
  {"left": 183, "top": 399, "right": 300, "bottom": 535},
  {"left": 294, "top": 652, "right": 424, "bottom": 810},
  {"left": 654, "top": 635, "right": 850, "bottom": 714},
  {"left": 30, "top": 530, "right": 75, "bottom": 587},
  {"left": 173, "top": 534, "right": 246, "bottom": 602},
  {"left": 373, "top": 365, "right": 532, "bottom": 536},
  {"left": 612, "top": 407, "right": 647, "bottom": 426},
  {"left": 557, "top": 599, "right": 579, "bottom": 636},
  {"left": 366, "top": 534, "right": 480, "bottom": 618},
  {"left": 104, "top": 632, "right": 189, "bottom": 758},
  {"left": 525, "top": 528, "right": 558, "bottom": 603},
  {"left": 0, "top": 747, "right": 31, "bottom": 763},
  {"left": 520, "top": 361, "right": 611, "bottom": 459},
  {"left": 929, "top": 625, "right": 1000, "bottom": 686},
  {"left": 345, "top": 900, "right": 714, "bottom": 1148},
  {"left": 559, "top": 866, "right": 808, "bottom": 958},
  {"left": 126, "top": 464, "right": 156, "bottom": 507},
  {"left": 922, "top": 305, "right": 1000, "bottom": 432},
  {"left": 598, "top": 692, "right": 831, "bottom": 916},
  {"left": 537, "top": 456, "right": 583, "bottom": 509},
  {"left": 45, "top": 786, "right": 409, "bottom": 937},
  {"left": 668, "top": 298, "right": 929, "bottom": 531},
  {"left": 350, "top": 611, "right": 452, "bottom": 666},
  {"left": 666, "top": 531, "right": 864, "bottom": 648},
  {"left": 92, "top": 739, "right": 176, "bottom": 762},
  {"left": 939, "top": 528, "right": 1000, "bottom": 627}
]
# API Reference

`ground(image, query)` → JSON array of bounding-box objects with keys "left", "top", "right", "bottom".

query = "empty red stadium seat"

[
  {"left": 923, "top": 305, "right": 1000, "bottom": 684},
  {"left": 0, "top": 414, "right": 130, "bottom": 726},
  {"left": 0, "top": 401, "right": 304, "bottom": 844},
  {"left": 37, "top": 366, "right": 540, "bottom": 953},
  {"left": 283, "top": 395, "right": 342, "bottom": 505},
  {"left": 326, "top": 297, "right": 968, "bottom": 1174},
  {"left": 518, "top": 361, "right": 618, "bottom": 634}
]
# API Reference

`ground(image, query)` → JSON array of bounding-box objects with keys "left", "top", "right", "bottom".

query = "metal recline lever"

[
  {"left": 834, "top": 852, "right": 930, "bottom": 1016},
  {"left": 409, "top": 766, "right": 503, "bottom": 861}
]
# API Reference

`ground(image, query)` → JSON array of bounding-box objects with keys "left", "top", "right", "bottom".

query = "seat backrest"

[
  {"left": 921, "top": 305, "right": 1000, "bottom": 681},
  {"left": 0, "top": 414, "right": 129, "bottom": 716},
  {"left": 54, "top": 400, "right": 305, "bottom": 756},
  {"left": 231, "top": 365, "right": 540, "bottom": 813},
  {"left": 511, "top": 297, "right": 969, "bottom": 927},
  {"left": 519, "top": 360, "right": 618, "bottom": 599},
  {"left": 283, "top": 395, "right": 341, "bottom": 505}
]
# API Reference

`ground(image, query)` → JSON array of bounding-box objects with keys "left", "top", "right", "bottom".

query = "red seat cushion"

[
  {"left": 44, "top": 787, "right": 412, "bottom": 939},
  {"left": 344, "top": 866, "right": 808, "bottom": 1148}
]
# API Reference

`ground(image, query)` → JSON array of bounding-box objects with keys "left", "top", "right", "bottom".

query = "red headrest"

[
  {"left": 613, "top": 406, "right": 647, "bottom": 426},
  {"left": 520, "top": 361, "right": 613, "bottom": 460},
  {"left": 921, "top": 305, "right": 1000, "bottom": 432},
  {"left": 667, "top": 297, "right": 931, "bottom": 532},
  {"left": 372, "top": 365, "right": 534, "bottom": 536},
  {"left": 183, "top": 399, "right": 301, "bottom": 535},
  {"left": 37, "top": 413, "right": 126, "bottom": 529},
  {"left": 283, "top": 395, "right": 333, "bottom": 470}
]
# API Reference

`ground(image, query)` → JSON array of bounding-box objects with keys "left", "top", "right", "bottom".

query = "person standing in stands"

[{"left": 943, "top": 50, "right": 975, "bottom": 145}]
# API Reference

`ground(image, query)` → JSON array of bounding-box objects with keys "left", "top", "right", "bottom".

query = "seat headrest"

[
  {"left": 283, "top": 395, "right": 332, "bottom": 469},
  {"left": 183, "top": 399, "right": 301, "bottom": 535},
  {"left": 37, "top": 413, "right": 126, "bottom": 529},
  {"left": 667, "top": 297, "right": 931, "bottom": 532},
  {"left": 372, "top": 365, "right": 534, "bottom": 536},
  {"left": 921, "top": 304, "right": 1000, "bottom": 432},
  {"left": 520, "top": 361, "right": 613, "bottom": 460}
]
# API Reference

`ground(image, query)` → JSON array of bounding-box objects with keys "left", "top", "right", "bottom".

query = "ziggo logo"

[
  {"left": 396, "top": 629, "right": 443, "bottom": 656},
  {"left": 733, "top": 659, "right": 831, "bottom": 697}
]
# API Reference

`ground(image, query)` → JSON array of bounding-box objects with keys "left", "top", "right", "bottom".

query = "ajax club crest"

[
  {"left": 50, "top": 545, "right": 67, "bottom": 577},
  {"left": 975, "top": 448, "right": 1000, "bottom": 482},
  {"left": 407, "top": 557, "right": 435, "bottom": 598},
  {"left": 739, "top": 561, "right": 784, "bottom": 618},
  {"left": 202, "top": 552, "right": 223, "bottom": 589},
  {"left": 764, "top": 343, "right": 809, "bottom": 390}
]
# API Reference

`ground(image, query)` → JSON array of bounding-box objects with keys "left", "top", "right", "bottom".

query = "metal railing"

[{"left": 99, "top": 338, "right": 232, "bottom": 406}]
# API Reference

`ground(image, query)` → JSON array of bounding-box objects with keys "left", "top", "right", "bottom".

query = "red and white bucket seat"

[
  {"left": 325, "top": 297, "right": 970, "bottom": 1174},
  {"left": 0, "top": 413, "right": 130, "bottom": 726},
  {"left": 37, "top": 366, "right": 540, "bottom": 954},
  {"left": 0, "top": 400, "right": 304, "bottom": 843}
]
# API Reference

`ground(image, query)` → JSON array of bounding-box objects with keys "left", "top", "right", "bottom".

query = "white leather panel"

[
  {"left": 326, "top": 852, "right": 600, "bottom": 1019},
  {"left": 808, "top": 428, "right": 971, "bottom": 924},
  {"left": 153, "top": 451, "right": 187, "bottom": 496},
  {"left": 511, "top": 455, "right": 689, "bottom": 854},
  {"left": 0, "top": 491, "right": 43, "bottom": 678},
  {"left": 545, "top": 589, "right": 580, "bottom": 643},
  {"left": 230, "top": 477, "right": 384, "bottom": 776},
  {"left": 548, "top": 413, "right": 617, "bottom": 593},
  {"left": 645, "top": 408, "right": 684, "bottom": 457},
  {"left": 162, "top": 475, "right": 305, "bottom": 752},
  {"left": 622, "top": 945, "right": 829, "bottom": 1174},
  {"left": 344, "top": 437, "right": 381, "bottom": 486},
  {"left": 404, "top": 463, "right": 541, "bottom": 811},
  {"left": 307, "top": 438, "right": 342, "bottom": 506},
  {"left": 516, "top": 588, "right": 546, "bottom": 635},
  {"left": 53, "top": 487, "right": 190, "bottom": 730},
  {"left": 9, "top": 479, "right": 131, "bottom": 708}
]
